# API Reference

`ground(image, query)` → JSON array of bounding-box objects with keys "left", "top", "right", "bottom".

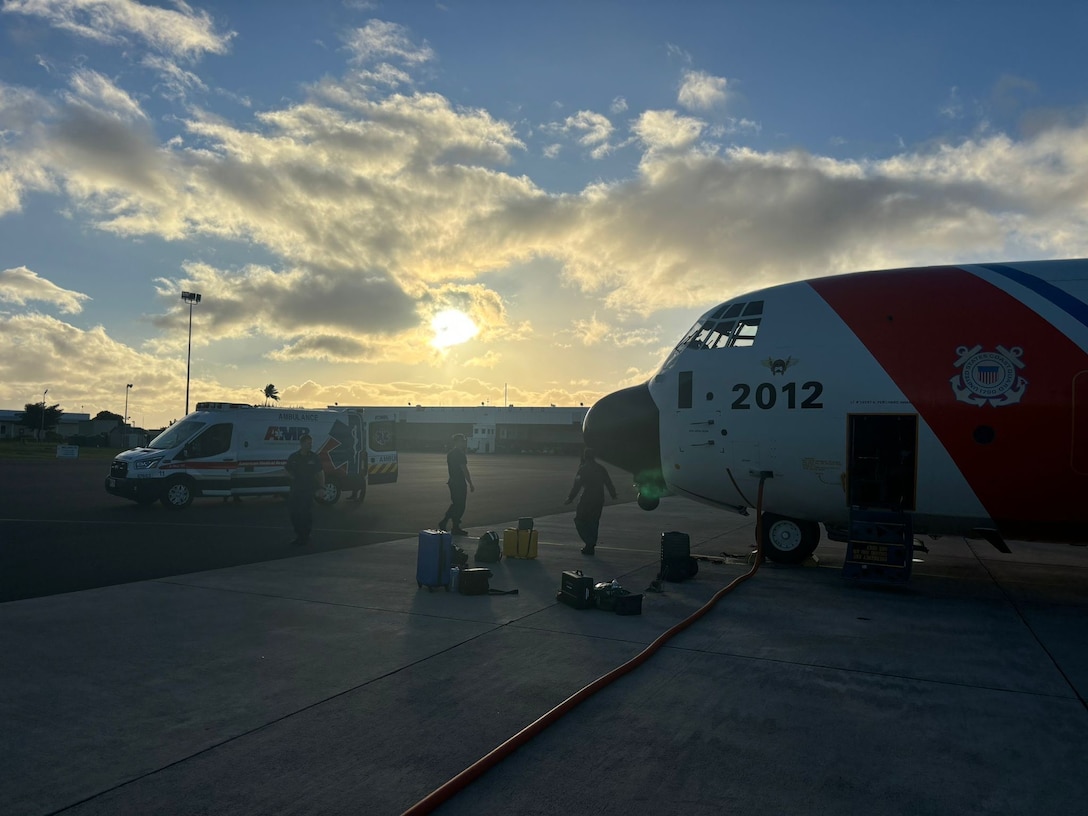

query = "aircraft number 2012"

[{"left": 731, "top": 381, "right": 824, "bottom": 410}]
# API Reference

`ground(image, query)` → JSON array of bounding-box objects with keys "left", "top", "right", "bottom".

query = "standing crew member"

[
  {"left": 565, "top": 447, "right": 617, "bottom": 555},
  {"left": 285, "top": 433, "right": 325, "bottom": 546},
  {"left": 438, "top": 433, "right": 474, "bottom": 536}
]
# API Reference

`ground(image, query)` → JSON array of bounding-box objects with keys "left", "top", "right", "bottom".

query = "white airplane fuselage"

[{"left": 584, "top": 260, "right": 1088, "bottom": 558}]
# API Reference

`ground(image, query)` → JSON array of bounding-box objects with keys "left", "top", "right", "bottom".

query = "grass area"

[{"left": 0, "top": 441, "right": 122, "bottom": 461}]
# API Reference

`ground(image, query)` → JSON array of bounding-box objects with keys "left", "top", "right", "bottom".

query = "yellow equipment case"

[{"left": 503, "top": 528, "right": 538, "bottom": 559}]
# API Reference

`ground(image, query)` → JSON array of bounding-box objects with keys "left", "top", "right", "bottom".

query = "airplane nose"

[{"left": 583, "top": 382, "right": 663, "bottom": 502}]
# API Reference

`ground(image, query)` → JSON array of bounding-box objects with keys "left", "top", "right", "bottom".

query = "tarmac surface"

[{"left": 2, "top": 498, "right": 1087, "bottom": 815}]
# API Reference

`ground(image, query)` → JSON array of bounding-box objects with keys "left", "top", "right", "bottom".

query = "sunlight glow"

[{"left": 431, "top": 309, "right": 479, "bottom": 348}]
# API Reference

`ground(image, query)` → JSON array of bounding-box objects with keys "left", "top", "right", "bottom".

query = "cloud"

[
  {"left": 1, "top": 0, "right": 235, "bottom": 60},
  {"left": 631, "top": 109, "right": 705, "bottom": 152},
  {"left": 0, "top": 311, "right": 213, "bottom": 423},
  {"left": 0, "top": 85, "right": 58, "bottom": 215},
  {"left": 939, "top": 86, "right": 963, "bottom": 120},
  {"left": 553, "top": 124, "right": 1088, "bottom": 313},
  {"left": 11, "top": 56, "right": 1088, "bottom": 331},
  {"left": 463, "top": 350, "right": 501, "bottom": 368},
  {"left": 4, "top": 14, "right": 1088, "bottom": 427},
  {"left": 423, "top": 283, "right": 511, "bottom": 341},
  {"left": 344, "top": 19, "right": 435, "bottom": 66},
  {"left": 0, "top": 305, "right": 622, "bottom": 420},
  {"left": 678, "top": 70, "right": 730, "bottom": 112},
  {"left": 0, "top": 266, "right": 90, "bottom": 313},
  {"left": 142, "top": 54, "right": 209, "bottom": 101},
  {"left": 149, "top": 261, "right": 420, "bottom": 349},
  {"left": 561, "top": 110, "right": 614, "bottom": 158},
  {"left": 568, "top": 314, "right": 661, "bottom": 348},
  {"left": 267, "top": 333, "right": 383, "bottom": 363},
  {"left": 65, "top": 68, "right": 147, "bottom": 121},
  {"left": 665, "top": 43, "right": 692, "bottom": 65}
]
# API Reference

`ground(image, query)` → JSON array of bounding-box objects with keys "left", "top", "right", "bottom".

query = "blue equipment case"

[{"left": 417, "top": 529, "right": 454, "bottom": 591}]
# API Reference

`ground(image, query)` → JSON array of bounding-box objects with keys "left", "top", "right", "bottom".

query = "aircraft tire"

[
  {"left": 761, "top": 513, "right": 820, "bottom": 564},
  {"left": 637, "top": 492, "right": 660, "bottom": 511}
]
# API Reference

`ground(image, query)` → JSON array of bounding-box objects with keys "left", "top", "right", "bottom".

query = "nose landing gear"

[{"left": 634, "top": 470, "right": 667, "bottom": 511}]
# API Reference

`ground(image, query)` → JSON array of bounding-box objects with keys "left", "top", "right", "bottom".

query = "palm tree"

[{"left": 263, "top": 384, "right": 280, "bottom": 406}]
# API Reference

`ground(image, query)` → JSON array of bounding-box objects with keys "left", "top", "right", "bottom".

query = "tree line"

[{"left": 14, "top": 404, "right": 123, "bottom": 442}]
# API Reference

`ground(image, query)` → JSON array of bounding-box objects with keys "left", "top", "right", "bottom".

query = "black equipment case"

[
  {"left": 593, "top": 582, "right": 643, "bottom": 615},
  {"left": 660, "top": 531, "right": 699, "bottom": 582},
  {"left": 613, "top": 592, "right": 643, "bottom": 615},
  {"left": 557, "top": 570, "right": 594, "bottom": 609},
  {"left": 459, "top": 567, "right": 493, "bottom": 595}
]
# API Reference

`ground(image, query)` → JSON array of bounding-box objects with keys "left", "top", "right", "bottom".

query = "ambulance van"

[{"left": 105, "top": 402, "right": 398, "bottom": 509}]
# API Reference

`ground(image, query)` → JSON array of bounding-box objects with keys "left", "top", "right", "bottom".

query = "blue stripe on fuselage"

[{"left": 981, "top": 263, "right": 1088, "bottom": 332}]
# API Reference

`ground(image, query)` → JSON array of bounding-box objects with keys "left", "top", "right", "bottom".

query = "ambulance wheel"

[
  {"left": 161, "top": 477, "right": 195, "bottom": 510},
  {"left": 316, "top": 482, "right": 341, "bottom": 505},
  {"left": 761, "top": 513, "right": 820, "bottom": 564}
]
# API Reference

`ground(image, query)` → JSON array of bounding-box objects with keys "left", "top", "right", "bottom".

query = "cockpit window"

[
  {"left": 679, "top": 300, "right": 763, "bottom": 351},
  {"left": 656, "top": 299, "right": 765, "bottom": 372}
]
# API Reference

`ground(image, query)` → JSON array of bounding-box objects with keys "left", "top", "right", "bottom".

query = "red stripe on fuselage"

[{"left": 811, "top": 267, "right": 1088, "bottom": 540}]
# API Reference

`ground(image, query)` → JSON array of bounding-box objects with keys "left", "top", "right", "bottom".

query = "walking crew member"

[
  {"left": 285, "top": 433, "right": 325, "bottom": 546},
  {"left": 438, "top": 433, "right": 474, "bottom": 536},
  {"left": 565, "top": 447, "right": 617, "bottom": 555}
]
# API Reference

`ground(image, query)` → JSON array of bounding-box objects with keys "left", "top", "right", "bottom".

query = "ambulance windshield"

[{"left": 148, "top": 420, "right": 206, "bottom": 450}]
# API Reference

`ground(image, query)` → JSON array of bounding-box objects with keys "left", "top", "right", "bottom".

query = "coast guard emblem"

[{"left": 950, "top": 345, "right": 1027, "bottom": 406}]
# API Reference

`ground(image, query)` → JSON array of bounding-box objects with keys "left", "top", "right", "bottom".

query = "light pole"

[
  {"left": 181, "top": 291, "right": 202, "bottom": 414},
  {"left": 124, "top": 383, "right": 133, "bottom": 430},
  {"left": 40, "top": 388, "right": 48, "bottom": 441}
]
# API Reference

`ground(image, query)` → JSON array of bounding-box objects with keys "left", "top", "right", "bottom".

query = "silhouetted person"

[
  {"left": 285, "top": 433, "right": 325, "bottom": 546},
  {"left": 438, "top": 433, "right": 474, "bottom": 535},
  {"left": 565, "top": 447, "right": 617, "bottom": 555}
]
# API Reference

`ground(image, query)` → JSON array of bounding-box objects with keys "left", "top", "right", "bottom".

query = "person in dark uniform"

[
  {"left": 284, "top": 433, "right": 325, "bottom": 546},
  {"left": 565, "top": 447, "right": 617, "bottom": 555},
  {"left": 438, "top": 433, "right": 474, "bottom": 535}
]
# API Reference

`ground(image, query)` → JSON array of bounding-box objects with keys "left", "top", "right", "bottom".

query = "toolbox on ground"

[
  {"left": 613, "top": 592, "right": 643, "bottom": 615},
  {"left": 557, "top": 569, "right": 595, "bottom": 609},
  {"left": 459, "top": 567, "right": 493, "bottom": 595}
]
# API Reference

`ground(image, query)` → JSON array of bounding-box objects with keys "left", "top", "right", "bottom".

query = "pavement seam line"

[
  {"left": 45, "top": 622, "right": 507, "bottom": 816},
  {"left": 966, "top": 544, "right": 1088, "bottom": 712}
]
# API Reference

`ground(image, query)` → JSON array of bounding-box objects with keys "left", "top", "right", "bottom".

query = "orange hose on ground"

[{"left": 400, "top": 477, "right": 770, "bottom": 816}]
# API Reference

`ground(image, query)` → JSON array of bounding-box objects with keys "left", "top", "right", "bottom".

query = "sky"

[{"left": 1, "top": 0, "right": 1087, "bottom": 430}]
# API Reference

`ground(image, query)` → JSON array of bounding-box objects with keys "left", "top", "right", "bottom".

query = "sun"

[{"left": 430, "top": 309, "right": 479, "bottom": 349}]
